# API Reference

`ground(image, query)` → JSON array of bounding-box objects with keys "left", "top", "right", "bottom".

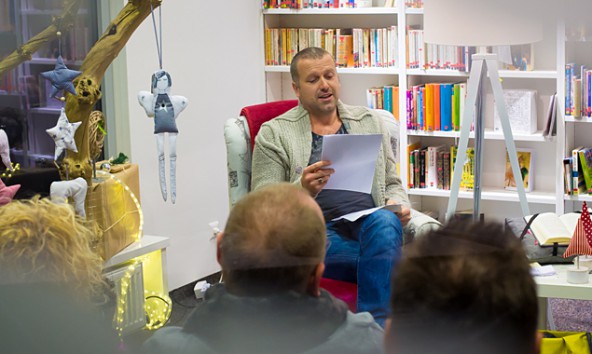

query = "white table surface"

[{"left": 103, "top": 235, "right": 170, "bottom": 269}]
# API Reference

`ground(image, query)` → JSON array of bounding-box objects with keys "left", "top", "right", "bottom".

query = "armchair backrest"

[{"left": 224, "top": 101, "right": 400, "bottom": 208}]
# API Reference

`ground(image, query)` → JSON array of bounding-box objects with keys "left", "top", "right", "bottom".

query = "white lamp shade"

[{"left": 423, "top": 0, "right": 543, "bottom": 46}]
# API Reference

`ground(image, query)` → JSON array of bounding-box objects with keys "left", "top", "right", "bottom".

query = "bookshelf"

[
  {"left": 262, "top": 0, "right": 568, "bottom": 221},
  {"left": 0, "top": 0, "right": 98, "bottom": 167}
]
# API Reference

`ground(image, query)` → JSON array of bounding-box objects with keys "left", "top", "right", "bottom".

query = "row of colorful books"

[
  {"left": 264, "top": 27, "right": 398, "bottom": 68},
  {"left": 565, "top": 146, "right": 592, "bottom": 195},
  {"left": 406, "top": 82, "right": 467, "bottom": 131},
  {"left": 407, "top": 144, "right": 473, "bottom": 191},
  {"left": 409, "top": 144, "right": 535, "bottom": 193},
  {"left": 366, "top": 85, "right": 399, "bottom": 119},
  {"left": 262, "top": 0, "right": 372, "bottom": 9},
  {"left": 407, "top": 28, "right": 474, "bottom": 71},
  {"left": 565, "top": 63, "right": 592, "bottom": 118}
]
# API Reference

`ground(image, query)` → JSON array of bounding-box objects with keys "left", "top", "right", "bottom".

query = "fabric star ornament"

[
  {"left": 46, "top": 108, "right": 81, "bottom": 160},
  {"left": 0, "top": 179, "right": 20, "bottom": 205},
  {"left": 40, "top": 56, "right": 81, "bottom": 99}
]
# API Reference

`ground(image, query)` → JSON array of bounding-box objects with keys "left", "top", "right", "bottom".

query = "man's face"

[{"left": 292, "top": 54, "right": 340, "bottom": 116}]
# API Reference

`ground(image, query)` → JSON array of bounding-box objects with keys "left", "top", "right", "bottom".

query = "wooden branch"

[
  {"left": 0, "top": 0, "right": 83, "bottom": 77},
  {"left": 63, "top": 0, "right": 162, "bottom": 181}
]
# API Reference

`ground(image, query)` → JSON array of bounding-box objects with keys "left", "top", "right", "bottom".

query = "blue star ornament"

[
  {"left": 46, "top": 108, "right": 82, "bottom": 160},
  {"left": 40, "top": 56, "right": 82, "bottom": 99}
]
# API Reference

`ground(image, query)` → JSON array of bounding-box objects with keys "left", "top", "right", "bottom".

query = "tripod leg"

[
  {"left": 446, "top": 57, "right": 484, "bottom": 221},
  {"left": 486, "top": 57, "right": 530, "bottom": 217}
]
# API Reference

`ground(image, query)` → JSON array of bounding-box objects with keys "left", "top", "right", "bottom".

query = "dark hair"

[
  {"left": 387, "top": 220, "right": 538, "bottom": 354},
  {"left": 150, "top": 70, "right": 172, "bottom": 93},
  {"left": 221, "top": 183, "right": 325, "bottom": 295},
  {"left": 290, "top": 47, "right": 334, "bottom": 86}
]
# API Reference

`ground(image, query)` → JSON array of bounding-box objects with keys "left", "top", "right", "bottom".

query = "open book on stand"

[{"left": 524, "top": 212, "right": 581, "bottom": 246}]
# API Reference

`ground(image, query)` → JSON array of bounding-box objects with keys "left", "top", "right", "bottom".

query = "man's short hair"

[
  {"left": 221, "top": 183, "right": 326, "bottom": 295},
  {"left": 387, "top": 220, "right": 538, "bottom": 354},
  {"left": 290, "top": 47, "right": 334, "bottom": 86}
]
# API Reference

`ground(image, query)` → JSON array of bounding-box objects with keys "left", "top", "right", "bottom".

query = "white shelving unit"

[{"left": 262, "top": 1, "right": 569, "bottom": 221}]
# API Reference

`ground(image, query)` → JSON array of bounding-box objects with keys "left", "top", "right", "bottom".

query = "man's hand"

[
  {"left": 387, "top": 199, "right": 410, "bottom": 227},
  {"left": 302, "top": 160, "right": 334, "bottom": 197}
]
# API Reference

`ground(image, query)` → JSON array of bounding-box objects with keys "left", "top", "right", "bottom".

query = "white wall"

[{"left": 124, "top": 0, "right": 265, "bottom": 290}]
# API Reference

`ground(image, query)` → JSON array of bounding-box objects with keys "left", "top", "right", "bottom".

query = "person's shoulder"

[
  {"left": 339, "top": 102, "right": 377, "bottom": 121},
  {"left": 142, "top": 326, "right": 215, "bottom": 354},
  {"left": 307, "top": 311, "right": 384, "bottom": 354}
]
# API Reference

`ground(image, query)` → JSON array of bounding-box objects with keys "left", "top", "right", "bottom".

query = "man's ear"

[
  {"left": 292, "top": 81, "right": 300, "bottom": 98},
  {"left": 216, "top": 231, "right": 224, "bottom": 266},
  {"left": 306, "top": 262, "right": 325, "bottom": 297}
]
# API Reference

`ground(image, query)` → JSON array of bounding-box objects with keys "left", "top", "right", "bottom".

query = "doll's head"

[{"left": 151, "top": 70, "right": 172, "bottom": 94}]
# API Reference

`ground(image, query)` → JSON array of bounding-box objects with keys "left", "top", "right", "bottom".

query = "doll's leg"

[
  {"left": 156, "top": 133, "right": 167, "bottom": 201},
  {"left": 169, "top": 133, "right": 178, "bottom": 204}
]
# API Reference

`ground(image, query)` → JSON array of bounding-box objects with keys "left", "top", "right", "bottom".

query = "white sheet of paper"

[
  {"left": 530, "top": 264, "right": 556, "bottom": 277},
  {"left": 320, "top": 134, "right": 382, "bottom": 194},
  {"left": 332, "top": 204, "right": 402, "bottom": 222}
]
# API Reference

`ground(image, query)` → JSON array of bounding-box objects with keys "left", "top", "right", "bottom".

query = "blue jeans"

[{"left": 324, "top": 209, "right": 403, "bottom": 327}]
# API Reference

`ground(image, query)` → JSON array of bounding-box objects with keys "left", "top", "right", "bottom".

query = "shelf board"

[
  {"left": 408, "top": 188, "right": 556, "bottom": 204},
  {"left": 407, "top": 69, "right": 469, "bottom": 77},
  {"left": 407, "top": 129, "right": 552, "bottom": 142},
  {"left": 20, "top": 9, "right": 88, "bottom": 16},
  {"left": 498, "top": 70, "right": 558, "bottom": 79},
  {"left": 263, "top": 7, "right": 398, "bottom": 15},
  {"left": 564, "top": 194, "right": 592, "bottom": 202},
  {"left": 265, "top": 65, "right": 399, "bottom": 75},
  {"left": 565, "top": 116, "right": 592, "bottom": 123},
  {"left": 103, "top": 235, "right": 170, "bottom": 269},
  {"left": 405, "top": 8, "right": 424, "bottom": 14},
  {"left": 29, "top": 107, "right": 62, "bottom": 114},
  {"left": 30, "top": 57, "right": 82, "bottom": 66}
]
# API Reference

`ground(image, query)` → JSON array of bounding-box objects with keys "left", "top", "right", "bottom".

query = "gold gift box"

[{"left": 87, "top": 163, "right": 142, "bottom": 261}]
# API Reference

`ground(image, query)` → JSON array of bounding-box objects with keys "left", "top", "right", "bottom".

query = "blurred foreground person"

[
  {"left": 386, "top": 221, "right": 540, "bottom": 354},
  {"left": 144, "top": 183, "right": 384, "bottom": 354},
  {"left": 0, "top": 197, "right": 117, "bottom": 354}
]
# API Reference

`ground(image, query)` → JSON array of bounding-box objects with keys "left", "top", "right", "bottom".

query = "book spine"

[
  {"left": 440, "top": 84, "right": 453, "bottom": 131},
  {"left": 443, "top": 151, "right": 451, "bottom": 190},
  {"left": 437, "top": 150, "right": 444, "bottom": 190},
  {"left": 419, "top": 148, "right": 427, "bottom": 188}
]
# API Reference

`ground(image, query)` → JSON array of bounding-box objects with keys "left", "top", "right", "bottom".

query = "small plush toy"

[
  {"left": 46, "top": 108, "right": 82, "bottom": 160},
  {"left": 40, "top": 56, "right": 82, "bottom": 100},
  {"left": 0, "top": 179, "right": 20, "bottom": 205},
  {"left": 138, "top": 70, "right": 188, "bottom": 204},
  {"left": 50, "top": 177, "right": 88, "bottom": 217},
  {"left": 0, "top": 129, "right": 13, "bottom": 171}
]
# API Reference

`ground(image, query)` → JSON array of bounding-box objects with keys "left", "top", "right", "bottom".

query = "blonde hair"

[{"left": 0, "top": 197, "right": 107, "bottom": 303}]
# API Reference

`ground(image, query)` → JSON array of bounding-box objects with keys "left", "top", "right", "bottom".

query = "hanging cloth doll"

[{"left": 138, "top": 70, "right": 188, "bottom": 203}]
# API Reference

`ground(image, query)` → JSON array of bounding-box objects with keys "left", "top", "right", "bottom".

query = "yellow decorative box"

[{"left": 87, "top": 163, "right": 142, "bottom": 261}]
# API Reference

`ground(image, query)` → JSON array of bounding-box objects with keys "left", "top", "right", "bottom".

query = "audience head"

[
  {"left": 219, "top": 183, "right": 326, "bottom": 296},
  {"left": 386, "top": 220, "right": 539, "bottom": 354},
  {"left": 0, "top": 197, "right": 107, "bottom": 304}
]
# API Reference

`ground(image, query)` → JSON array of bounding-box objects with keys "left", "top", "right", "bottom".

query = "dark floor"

[{"left": 122, "top": 274, "right": 592, "bottom": 353}]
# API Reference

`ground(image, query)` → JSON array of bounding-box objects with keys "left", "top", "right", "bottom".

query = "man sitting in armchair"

[{"left": 251, "top": 47, "right": 410, "bottom": 327}]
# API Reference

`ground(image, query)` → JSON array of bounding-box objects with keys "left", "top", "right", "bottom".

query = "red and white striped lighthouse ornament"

[{"left": 563, "top": 202, "right": 592, "bottom": 283}]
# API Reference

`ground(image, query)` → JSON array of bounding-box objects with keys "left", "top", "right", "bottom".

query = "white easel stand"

[
  {"left": 446, "top": 53, "right": 530, "bottom": 221},
  {"left": 566, "top": 267, "right": 590, "bottom": 284}
]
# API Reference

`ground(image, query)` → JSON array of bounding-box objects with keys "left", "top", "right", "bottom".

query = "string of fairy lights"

[{"left": 96, "top": 170, "right": 172, "bottom": 335}]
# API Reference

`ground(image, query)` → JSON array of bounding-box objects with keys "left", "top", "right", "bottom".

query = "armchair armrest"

[{"left": 403, "top": 209, "right": 441, "bottom": 244}]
